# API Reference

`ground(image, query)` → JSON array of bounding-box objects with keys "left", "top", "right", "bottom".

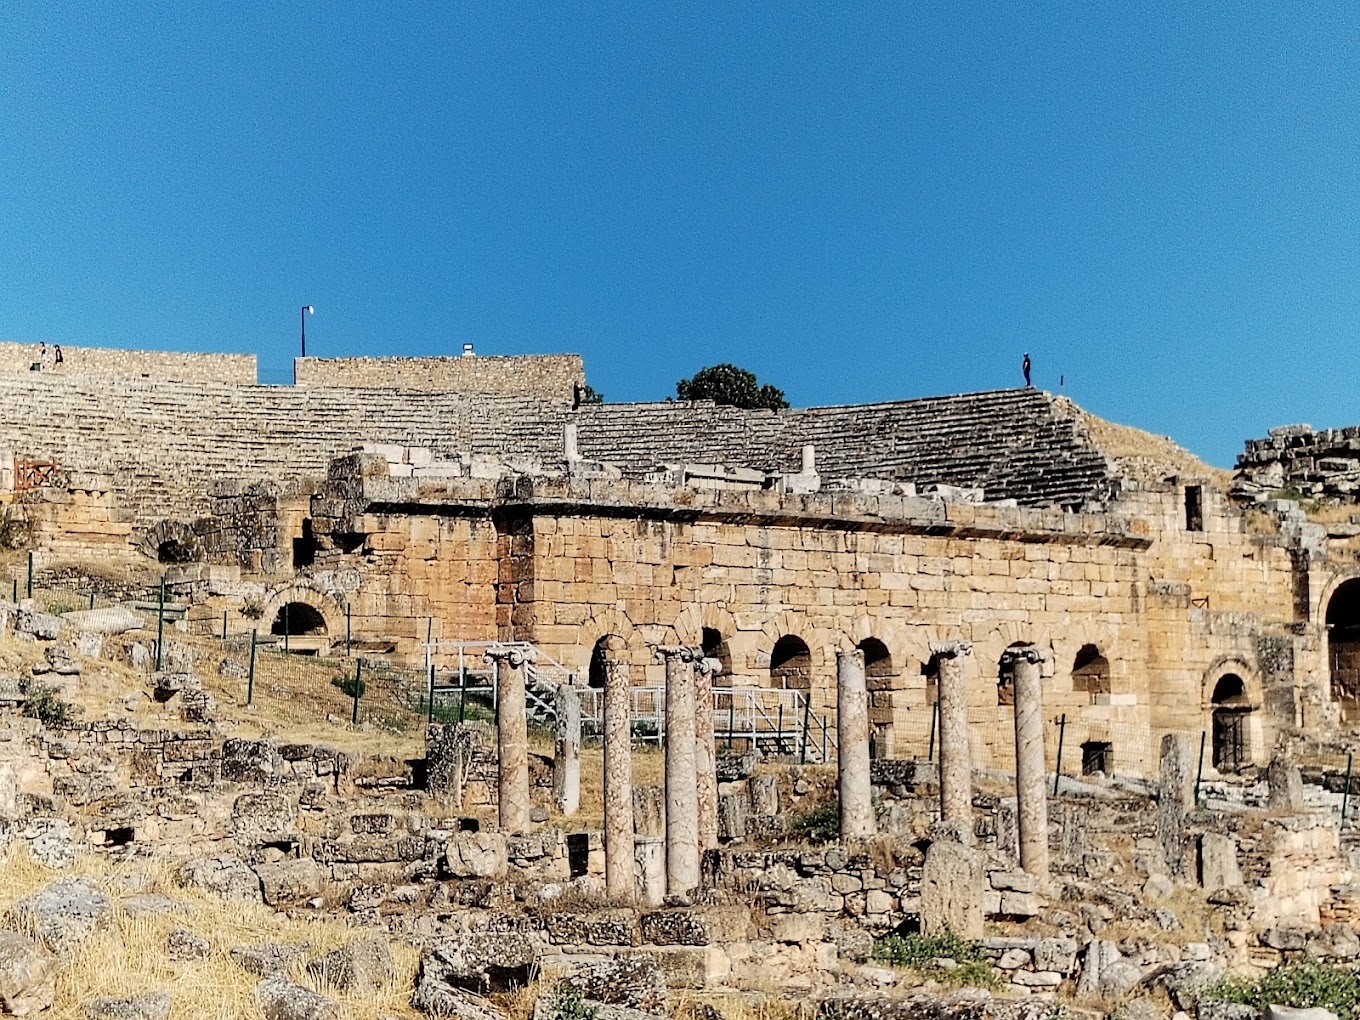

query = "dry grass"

[
  {"left": 528, "top": 731, "right": 666, "bottom": 830},
  {"left": 1072, "top": 405, "right": 1233, "bottom": 490},
  {"left": 0, "top": 848, "right": 421, "bottom": 1019}
]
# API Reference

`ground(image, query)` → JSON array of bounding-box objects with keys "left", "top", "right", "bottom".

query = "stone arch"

[
  {"left": 770, "top": 634, "right": 813, "bottom": 691},
  {"left": 669, "top": 603, "right": 737, "bottom": 682},
  {"left": 1325, "top": 576, "right": 1360, "bottom": 723},
  {"left": 1203, "top": 658, "right": 1261, "bottom": 774},
  {"left": 574, "top": 608, "right": 644, "bottom": 679},
  {"left": 135, "top": 520, "right": 204, "bottom": 565},
  {"left": 258, "top": 583, "right": 342, "bottom": 638},
  {"left": 1071, "top": 643, "right": 1111, "bottom": 697}
]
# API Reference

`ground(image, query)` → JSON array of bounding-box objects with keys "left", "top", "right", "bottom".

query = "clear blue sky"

[{"left": 3, "top": 3, "right": 1358, "bottom": 468}]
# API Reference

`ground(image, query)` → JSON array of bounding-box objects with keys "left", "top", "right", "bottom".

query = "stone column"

[
  {"left": 837, "top": 648, "right": 874, "bottom": 838},
  {"left": 1004, "top": 643, "right": 1049, "bottom": 879},
  {"left": 485, "top": 645, "right": 533, "bottom": 835},
  {"left": 660, "top": 645, "right": 700, "bottom": 896},
  {"left": 930, "top": 640, "right": 973, "bottom": 836},
  {"left": 1157, "top": 733, "right": 1193, "bottom": 878},
  {"left": 694, "top": 655, "right": 721, "bottom": 851},
  {"left": 553, "top": 683, "right": 582, "bottom": 817},
  {"left": 634, "top": 837, "right": 666, "bottom": 907},
  {"left": 602, "top": 652, "right": 635, "bottom": 903}
]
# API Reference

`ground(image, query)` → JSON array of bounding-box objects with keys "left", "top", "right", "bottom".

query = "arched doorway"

[
  {"left": 1211, "top": 673, "right": 1251, "bottom": 772},
  {"left": 271, "top": 602, "right": 327, "bottom": 637},
  {"left": 1327, "top": 579, "right": 1360, "bottom": 722},
  {"left": 1072, "top": 644, "right": 1110, "bottom": 699},
  {"left": 701, "top": 627, "right": 732, "bottom": 683},
  {"left": 857, "top": 638, "right": 894, "bottom": 759},
  {"left": 587, "top": 636, "right": 616, "bottom": 689},
  {"left": 770, "top": 636, "right": 812, "bottom": 690}
]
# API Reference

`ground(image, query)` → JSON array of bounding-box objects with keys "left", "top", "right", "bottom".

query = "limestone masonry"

[{"left": 4, "top": 341, "right": 1360, "bottom": 1018}]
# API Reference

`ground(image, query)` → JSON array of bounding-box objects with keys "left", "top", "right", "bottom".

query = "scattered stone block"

[
  {"left": 166, "top": 929, "right": 210, "bottom": 961},
  {"left": 13, "top": 877, "right": 112, "bottom": 953},
  {"left": 920, "top": 839, "right": 983, "bottom": 939},
  {"left": 181, "top": 854, "right": 262, "bottom": 902},
  {"left": 0, "top": 929, "right": 55, "bottom": 1016},
  {"left": 231, "top": 942, "right": 309, "bottom": 977},
  {"left": 255, "top": 859, "right": 323, "bottom": 907},
  {"left": 256, "top": 976, "right": 339, "bottom": 1020},
  {"left": 84, "top": 991, "right": 171, "bottom": 1020},
  {"left": 444, "top": 832, "right": 507, "bottom": 879},
  {"left": 306, "top": 937, "right": 395, "bottom": 992}
]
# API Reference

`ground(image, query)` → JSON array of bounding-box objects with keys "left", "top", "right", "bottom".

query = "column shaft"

[
  {"left": 837, "top": 649, "right": 874, "bottom": 837},
  {"left": 1011, "top": 646, "right": 1049, "bottom": 878},
  {"left": 553, "top": 684, "right": 581, "bottom": 817},
  {"left": 662, "top": 648, "right": 700, "bottom": 895},
  {"left": 603, "top": 657, "right": 635, "bottom": 903},
  {"left": 493, "top": 651, "right": 531, "bottom": 834},
  {"left": 695, "top": 659, "right": 719, "bottom": 850},
  {"left": 933, "top": 641, "right": 973, "bottom": 832}
]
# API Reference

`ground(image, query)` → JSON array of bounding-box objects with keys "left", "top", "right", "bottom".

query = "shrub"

[
  {"left": 0, "top": 507, "right": 32, "bottom": 550},
  {"left": 1206, "top": 960, "right": 1360, "bottom": 1020},
  {"left": 548, "top": 984, "right": 598, "bottom": 1020},
  {"left": 21, "top": 683, "right": 71, "bottom": 727},
  {"left": 330, "top": 672, "right": 366, "bottom": 699},
  {"left": 788, "top": 800, "right": 840, "bottom": 844},
  {"left": 872, "top": 932, "right": 1000, "bottom": 990}
]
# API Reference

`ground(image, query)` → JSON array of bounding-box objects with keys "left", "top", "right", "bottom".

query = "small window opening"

[
  {"left": 457, "top": 817, "right": 480, "bottom": 832},
  {"left": 101, "top": 826, "right": 135, "bottom": 848},
  {"left": 566, "top": 832, "right": 590, "bottom": 878},
  {"left": 1185, "top": 485, "right": 1204, "bottom": 531},
  {"left": 1081, "top": 741, "right": 1113, "bottom": 775},
  {"left": 293, "top": 518, "right": 317, "bottom": 568}
]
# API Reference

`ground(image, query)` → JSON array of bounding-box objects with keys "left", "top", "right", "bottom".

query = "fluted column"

[
  {"left": 1004, "top": 643, "right": 1049, "bottom": 878},
  {"left": 553, "top": 683, "right": 581, "bottom": 817},
  {"left": 485, "top": 645, "right": 534, "bottom": 834},
  {"left": 931, "top": 640, "right": 973, "bottom": 837},
  {"left": 602, "top": 651, "right": 634, "bottom": 903},
  {"left": 660, "top": 645, "right": 700, "bottom": 896},
  {"left": 695, "top": 655, "right": 721, "bottom": 851},
  {"left": 837, "top": 648, "right": 874, "bottom": 838}
]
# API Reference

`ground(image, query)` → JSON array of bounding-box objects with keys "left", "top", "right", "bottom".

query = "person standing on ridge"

[{"left": 1022, "top": 352, "right": 1032, "bottom": 387}]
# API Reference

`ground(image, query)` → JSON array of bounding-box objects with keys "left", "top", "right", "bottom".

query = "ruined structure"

[{"left": 3, "top": 342, "right": 1360, "bottom": 1016}]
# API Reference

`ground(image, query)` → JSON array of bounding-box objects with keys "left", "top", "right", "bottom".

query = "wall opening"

[
  {"left": 858, "top": 638, "right": 893, "bottom": 680},
  {"left": 1185, "top": 485, "right": 1204, "bottom": 531},
  {"left": 1211, "top": 673, "right": 1251, "bottom": 772},
  {"left": 701, "top": 627, "right": 732, "bottom": 684},
  {"left": 587, "top": 636, "right": 611, "bottom": 689},
  {"left": 1071, "top": 644, "right": 1110, "bottom": 698},
  {"left": 157, "top": 538, "right": 197, "bottom": 564},
  {"left": 770, "top": 636, "right": 812, "bottom": 690},
  {"left": 1081, "top": 741, "right": 1113, "bottom": 776},
  {"left": 293, "top": 518, "right": 317, "bottom": 568},
  {"left": 566, "top": 832, "right": 591, "bottom": 878},
  {"left": 99, "top": 826, "right": 135, "bottom": 848},
  {"left": 996, "top": 642, "right": 1028, "bottom": 706},
  {"left": 922, "top": 655, "right": 940, "bottom": 706},
  {"left": 1327, "top": 579, "right": 1360, "bottom": 723},
  {"left": 270, "top": 602, "right": 327, "bottom": 637}
]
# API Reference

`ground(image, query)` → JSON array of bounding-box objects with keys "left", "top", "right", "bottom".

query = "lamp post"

[{"left": 301, "top": 305, "right": 314, "bottom": 358}]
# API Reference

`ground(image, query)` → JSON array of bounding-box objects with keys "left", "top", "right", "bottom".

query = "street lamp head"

[{"left": 304, "top": 306, "right": 314, "bottom": 315}]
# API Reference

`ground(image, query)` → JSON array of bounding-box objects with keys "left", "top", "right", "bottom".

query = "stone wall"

[
  {"left": 293, "top": 354, "right": 584, "bottom": 402},
  {"left": 0, "top": 342, "right": 256, "bottom": 384}
]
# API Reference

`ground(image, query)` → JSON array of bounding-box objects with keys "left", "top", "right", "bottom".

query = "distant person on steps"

[{"left": 1022, "top": 352, "right": 1032, "bottom": 387}]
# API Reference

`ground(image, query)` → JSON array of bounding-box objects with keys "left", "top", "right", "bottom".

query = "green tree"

[
  {"left": 675, "top": 363, "right": 789, "bottom": 409},
  {"left": 578, "top": 384, "right": 604, "bottom": 404}
]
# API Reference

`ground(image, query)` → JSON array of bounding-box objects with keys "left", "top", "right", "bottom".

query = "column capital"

[
  {"left": 483, "top": 644, "right": 537, "bottom": 668},
  {"left": 655, "top": 645, "right": 700, "bottom": 663},
  {"left": 836, "top": 647, "right": 865, "bottom": 666},
  {"left": 999, "top": 644, "right": 1047, "bottom": 667},
  {"left": 694, "top": 656, "right": 723, "bottom": 677},
  {"left": 929, "top": 640, "right": 973, "bottom": 659}
]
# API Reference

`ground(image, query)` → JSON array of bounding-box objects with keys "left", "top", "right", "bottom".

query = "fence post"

[
  {"left": 222, "top": 610, "right": 227, "bottom": 640},
  {"left": 351, "top": 659, "right": 363, "bottom": 726},
  {"left": 727, "top": 691, "right": 736, "bottom": 753},
  {"left": 776, "top": 704, "right": 784, "bottom": 757},
  {"left": 928, "top": 701, "right": 938, "bottom": 762},
  {"left": 458, "top": 666, "right": 467, "bottom": 723},
  {"left": 1343, "top": 752, "right": 1354, "bottom": 832},
  {"left": 247, "top": 629, "right": 257, "bottom": 706},
  {"left": 89, "top": 591, "right": 95, "bottom": 610},
  {"left": 1052, "top": 713, "right": 1067, "bottom": 796},
  {"left": 427, "top": 663, "right": 436, "bottom": 725},
  {"left": 820, "top": 716, "right": 828, "bottom": 762},
  {"left": 155, "top": 574, "right": 165, "bottom": 671},
  {"left": 10, "top": 579, "right": 15, "bottom": 603},
  {"left": 283, "top": 603, "right": 289, "bottom": 654},
  {"left": 799, "top": 693, "right": 812, "bottom": 764},
  {"left": 1194, "top": 731, "right": 1206, "bottom": 807},
  {"left": 346, "top": 603, "right": 352, "bottom": 656},
  {"left": 26, "top": 551, "right": 32, "bottom": 599}
]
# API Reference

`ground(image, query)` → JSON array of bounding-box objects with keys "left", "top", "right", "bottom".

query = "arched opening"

[
  {"left": 770, "top": 635, "right": 812, "bottom": 690},
  {"left": 587, "top": 636, "right": 612, "bottom": 689},
  {"left": 270, "top": 602, "right": 327, "bottom": 637},
  {"left": 157, "top": 538, "right": 197, "bottom": 564},
  {"left": 1072, "top": 644, "right": 1110, "bottom": 698},
  {"left": 701, "top": 627, "right": 732, "bottom": 684},
  {"left": 922, "top": 655, "right": 940, "bottom": 706},
  {"left": 1211, "top": 673, "right": 1251, "bottom": 772},
  {"left": 858, "top": 638, "right": 893, "bottom": 680},
  {"left": 1327, "top": 579, "right": 1360, "bottom": 722},
  {"left": 997, "top": 642, "right": 1028, "bottom": 706}
]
